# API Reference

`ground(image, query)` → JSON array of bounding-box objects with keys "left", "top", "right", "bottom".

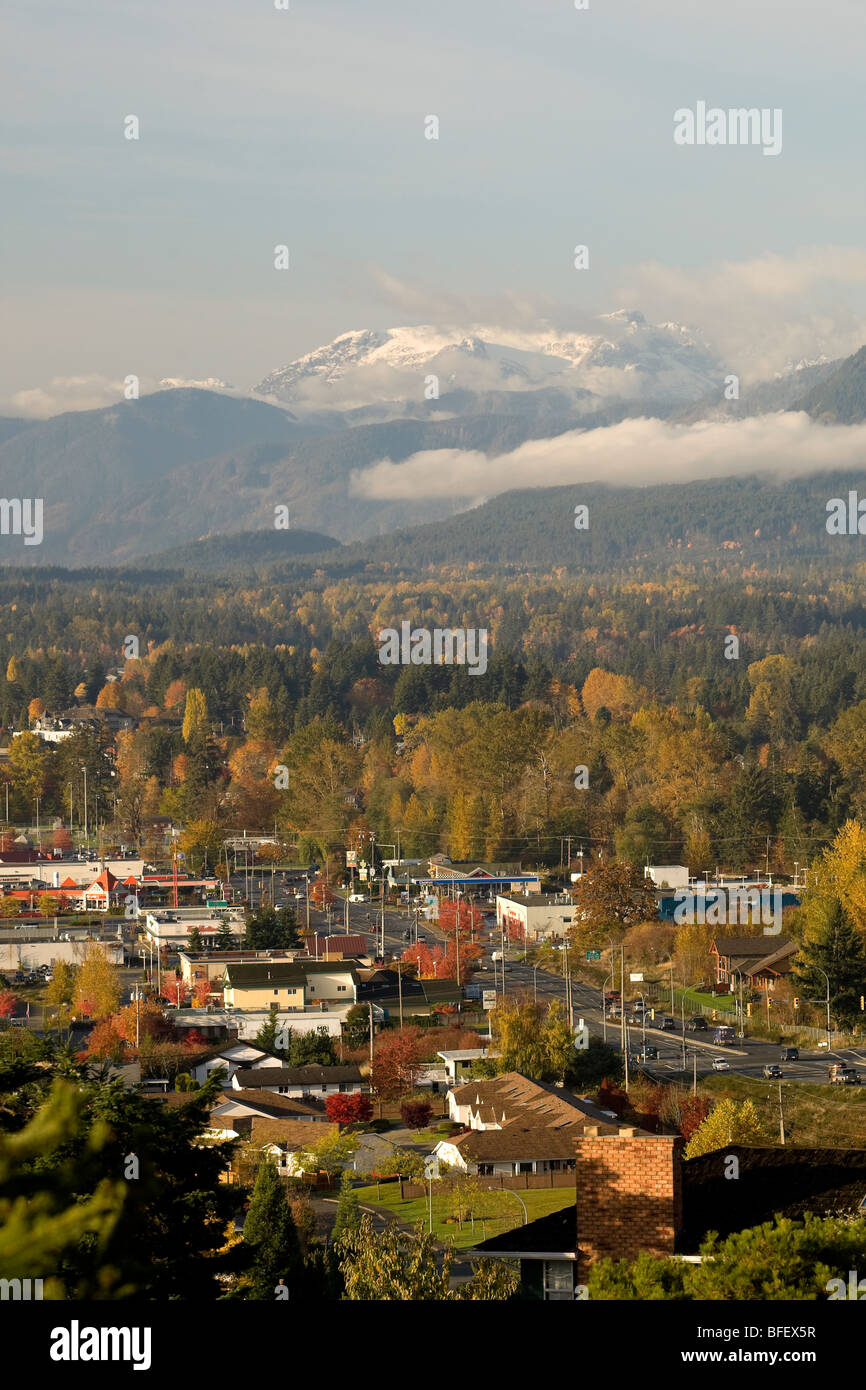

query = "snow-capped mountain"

[{"left": 252, "top": 312, "right": 724, "bottom": 412}]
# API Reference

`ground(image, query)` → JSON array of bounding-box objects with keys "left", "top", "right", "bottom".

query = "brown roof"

[
  {"left": 448, "top": 1127, "right": 582, "bottom": 1162},
  {"left": 250, "top": 1117, "right": 335, "bottom": 1150},
  {"left": 712, "top": 936, "right": 792, "bottom": 957},
  {"left": 449, "top": 1072, "right": 617, "bottom": 1132},
  {"left": 215, "top": 1088, "right": 326, "bottom": 1118}
]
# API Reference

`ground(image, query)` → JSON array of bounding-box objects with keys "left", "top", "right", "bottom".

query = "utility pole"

[
  {"left": 397, "top": 960, "right": 403, "bottom": 1029},
  {"left": 692, "top": 1050, "right": 697, "bottom": 1096},
  {"left": 621, "top": 943, "right": 628, "bottom": 1089},
  {"left": 368, "top": 1001, "right": 374, "bottom": 1063},
  {"left": 778, "top": 1082, "right": 786, "bottom": 1145}
]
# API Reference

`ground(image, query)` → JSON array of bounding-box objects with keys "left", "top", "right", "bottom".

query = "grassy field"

[
  {"left": 354, "top": 1181, "right": 575, "bottom": 1250},
  {"left": 701, "top": 1072, "right": 866, "bottom": 1148}
]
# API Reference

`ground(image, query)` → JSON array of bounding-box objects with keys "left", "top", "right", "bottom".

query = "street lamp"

[
  {"left": 488, "top": 1186, "right": 528, "bottom": 1225},
  {"left": 810, "top": 966, "right": 832, "bottom": 1051}
]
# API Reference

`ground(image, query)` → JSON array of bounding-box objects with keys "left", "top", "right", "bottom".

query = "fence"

[{"left": 393, "top": 1171, "right": 575, "bottom": 1200}]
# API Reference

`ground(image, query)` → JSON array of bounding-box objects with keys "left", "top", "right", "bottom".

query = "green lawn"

[{"left": 354, "top": 1181, "right": 575, "bottom": 1250}]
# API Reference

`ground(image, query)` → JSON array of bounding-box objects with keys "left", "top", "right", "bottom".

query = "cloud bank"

[{"left": 349, "top": 412, "right": 866, "bottom": 500}]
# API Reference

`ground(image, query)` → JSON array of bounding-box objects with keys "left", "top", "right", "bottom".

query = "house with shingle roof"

[{"left": 434, "top": 1072, "right": 623, "bottom": 1175}]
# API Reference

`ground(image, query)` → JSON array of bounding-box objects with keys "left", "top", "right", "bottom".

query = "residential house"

[
  {"left": 711, "top": 935, "right": 796, "bottom": 991},
  {"left": 435, "top": 1072, "right": 620, "bottom": 1176},
  {"left": 222, "top": 959, "right": 359, "bottom": 1012},
  {"left": 229, "top": 1064, "right": 364, "bottom": 1099}
]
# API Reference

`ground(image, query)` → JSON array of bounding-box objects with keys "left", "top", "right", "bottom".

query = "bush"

[{"left": 400, "top": 1099, "right": 432, "bottom": 1129}]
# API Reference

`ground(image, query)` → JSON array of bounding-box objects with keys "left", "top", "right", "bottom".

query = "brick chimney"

[{"left": 574, "top": 1131, "right": 683, "bottom": 1280}]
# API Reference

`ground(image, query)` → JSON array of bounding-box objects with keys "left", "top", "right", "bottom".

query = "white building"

[
  {"left": 644, "top": 865, "right": 690, "bottom": 890},
  {"left": 495, "top": 893, "right": 574, "bottom": 942}
]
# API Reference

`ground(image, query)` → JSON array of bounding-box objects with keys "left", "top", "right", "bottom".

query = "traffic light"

[
  {"left": 746, "top": 1002, "right": 752, "bottom": 1017},
  {"left": 794, "top": 997, "right": 800, "bottom": 1010},
  {"left": 861, "top": 995, "right": 865, "bottom": 1012}
]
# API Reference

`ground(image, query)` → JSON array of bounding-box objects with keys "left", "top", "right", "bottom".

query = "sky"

[{"left": 3, "top": 0, "right": 866, "bottom": 415}]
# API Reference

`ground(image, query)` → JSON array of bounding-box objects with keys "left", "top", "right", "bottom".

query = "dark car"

[
  {"left": 781, "top": 1047, "right": 799, "bottom": 1061},
  {"left": 688, "top": 1016, "right": 708, "bottom": 1031},
  {"left": 640, "top": 1045, "right": 659, "bottom": 1060},
  {"left": 659, "top": 1016, "right": 676, "bottom": 1031},
  {"left": 763, "top": 1064, "right": 783, "bottom": 1079}
]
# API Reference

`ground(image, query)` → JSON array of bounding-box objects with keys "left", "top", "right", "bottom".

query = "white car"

[
  {"left": 711, "top": 1057, "right": 730, "bottom": 1072},
  {"left": 348, "top": 893, "right": 366, "bottom": 903}
]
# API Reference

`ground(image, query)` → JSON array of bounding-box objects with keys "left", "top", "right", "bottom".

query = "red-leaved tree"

[
  {"left": 370, "top": 1028, "right": 427, "bottom": 1102},
  {"left": 400, "top": 1098, "right": 432, "bottom": 1129},
  {"left": 0, "top": 989, "right": 17, "bottom": 1019},
  {"left": 325, "top": 1092, "right": 374, "bottom": 1126}
]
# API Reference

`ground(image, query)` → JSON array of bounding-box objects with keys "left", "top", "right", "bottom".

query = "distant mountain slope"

[
  {"left": 258, "top": 470, "right": 866, "bottom": 579},
  {"left": 0, "top": 417, "right": 35, "bottom": 447},
  {"left": 673, "top": 359, "right": 840, "bottom": 424},
  {"left": 794, "top": 345, "right": 866, "bottom": 422},
  {"left": 139, "top": 527, "right": 340, "bottom": 573}
]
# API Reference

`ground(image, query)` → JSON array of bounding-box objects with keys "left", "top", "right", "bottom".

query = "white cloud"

[
  {"left": 616, "top": 249, "right": 866, "bottom": 383},
  {"left": 350, "top": 412, "right": 866, "bottom": 500}
]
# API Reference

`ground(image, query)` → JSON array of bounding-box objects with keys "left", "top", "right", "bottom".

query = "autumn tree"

[
  {"left": 570, "top": 861, "right": 658, "bottom": 942},
  {"left": 325, "top": 1092, "right": 373, "bottom": 1126},
  {"left": 73, "top": 944, "right": 121, "bottom": 1019},
  {"left": 370, "top": 1029, "right": 427, "bottom": 1102},
  {"left": 684, "top": 1098, "right": 765, "bottom": 1158}
]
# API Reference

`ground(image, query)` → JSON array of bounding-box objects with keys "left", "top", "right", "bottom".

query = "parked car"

[
  {"left": 763, "top": 1064, "right": 783, "bottom": 1079},
  {"left": 689, "top": 1016, "right": 708, "bottom": 1031},
  {"left": 712, "top": 1057, "right": 730, "bottom": 1071},
  {"left": 781, "top": 1047, "right": 799, "bottom": 1061}
]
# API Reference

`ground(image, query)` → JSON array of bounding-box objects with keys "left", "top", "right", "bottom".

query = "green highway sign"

[{"left": 586, "top": 950, "right": 602, "bottom": 961}]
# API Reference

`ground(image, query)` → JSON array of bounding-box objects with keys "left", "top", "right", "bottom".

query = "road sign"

[
  {"left": 482, "top": 989, "right": 497, "bottom": 1010},
  {"left": 574, "top": 1018, "right": 589, "bottom": 1050},
  {"left": 586, "top": 950, "right": 601, "bottom": 961},
  {"left": 346, "top": 850, "right": 358, "bottom": 867},
  {"left": 629, "top": 972, "right": 644, "bottom": 982}
]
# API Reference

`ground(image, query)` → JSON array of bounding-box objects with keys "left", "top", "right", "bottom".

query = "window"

[
  {"left": 338, "top": 984, "right": 346, "bottom": 992},
  {"left": 478, "top": 1164, "right": 494, "bottom": 1176},
  {"left": 273, "top": 989, "right": 278, "bottom": 996},
  {"left": 518, "top": 1162, "right": 532, "bottom": 1174},
  {"left": 543, "top": 1261, "right": 574, "bottom": 1301}
]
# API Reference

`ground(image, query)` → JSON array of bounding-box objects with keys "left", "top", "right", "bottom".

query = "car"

[
  {"left": 659, "top": 1016, "right": 676, "bottom": 1031},
  {"left": 639, "top": 1045, "right": 659, "bottom": 1060},
  {"left": 688, "top": 1016, "right": 709, "bottom": 1031},
  {"left": 43, "top": 972, "right": 54, "bottom": 983},
  {"left": 829, "top": 1064, "right": 860, "bottom": 1085},
  {"left": 712, "top": 1057, "right": 730, "bottom": 1071},
  {"left": 348, "top": 894, "right": 365, "bottom": 903},
  {"left": 781, "top": 1047, "right": 799, "bottom": 1061},
  {"left": 763, "top": 1064, "right": 783, "bottom": 1079}
]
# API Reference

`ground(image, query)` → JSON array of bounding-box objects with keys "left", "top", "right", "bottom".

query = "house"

[
  {"left": 229, "top": 1064, "right": 364, "bottom": 1098},
  {"left": 208, "top": 1088, "right": 328, "bottom": 1132},
  {"left": 248, "top": 1118, "right": 337, "bottom": 1177},
  {"left": 435, "top": 1072, "right": 621, "bottom": 1176},
  {"left": 222, "top": 960, "right": 359, "bottom": 1011},
  {"left": 178, "top": 948, "right": 305, "bottom": 986},
  {"left": 711, "top": 935, "right": 796, "bottom": 991},
  {"left": 188, "top": 1042, "right": 275, "bottom": 1086},
  {"left": 305, "top": 934, "right": 370, "bottom": 961},
  {"left": 436, "top": 1048, "right": 498, "bottom": 1083},
  {"left": 495, "top": 893, "right": 574, "bottom": 944}
]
